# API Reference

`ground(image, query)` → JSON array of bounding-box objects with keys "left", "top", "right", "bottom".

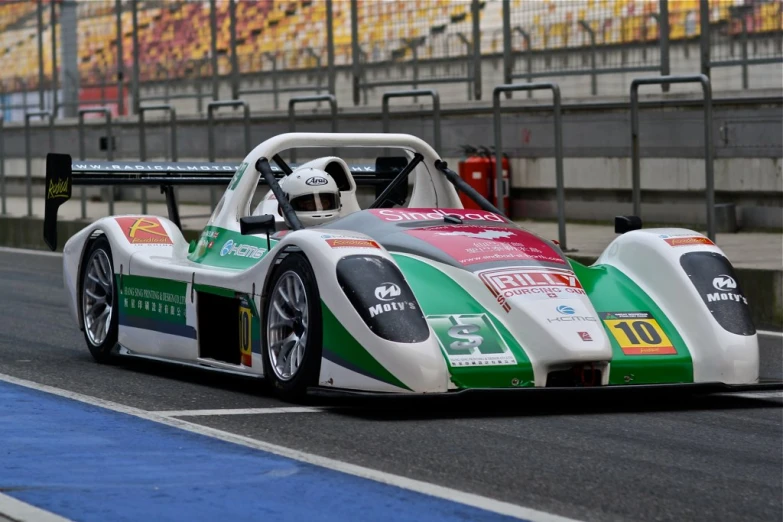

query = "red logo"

[
  {"left": 325, "top": 238, "right": 380, "bottom": 249},
  {"left": 115, "top": 217, "right": 173, "bottom": 245},
  {"left": 664, "top": 236, "right": 715, "bottom": 247},
  {"left": 478, "top": 267, "right": 585, "bottom": 312},
  {"left": 404, "top": 225, "right": 566, "bottom": 267},
  {"left": 369, "top": 208, "right": 508, "bottom": 223},
  {"left": 578, "top": 331, "right": 593, "bottom": 341}
]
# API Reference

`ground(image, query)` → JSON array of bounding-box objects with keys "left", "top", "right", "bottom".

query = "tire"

[
  {"left": 262, "top": 253, "right": 322, "bottom": 402},
  {"left": 79, "top": 236, "right": 119, "bottom": 363}
]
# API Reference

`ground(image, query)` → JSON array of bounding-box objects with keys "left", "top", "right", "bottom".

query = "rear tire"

[
  {"left": 79, "top": 236, "right": 119, "bottom": 363},
  {"left": 262, "top": 253, "right": 322, "bottom": 402}
]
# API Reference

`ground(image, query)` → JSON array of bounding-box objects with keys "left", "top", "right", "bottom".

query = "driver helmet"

[{"left": 278, "top": 168, "right": 341, "bottom": 228}]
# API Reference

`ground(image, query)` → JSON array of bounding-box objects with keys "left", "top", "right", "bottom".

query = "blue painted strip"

[
  {"left": 119, "top": 314, "right": 197, "bottom": 339},
  {"left": 0, "top": 382, "right": 521, "bottom": 522}
]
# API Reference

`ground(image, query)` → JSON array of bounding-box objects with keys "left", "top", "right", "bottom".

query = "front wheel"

[
  {"left": 79, "top": 236, "right": 119, "bottom": 363},
  {"left": 262, "top": 253, "right": 322, "bottom": 402}
]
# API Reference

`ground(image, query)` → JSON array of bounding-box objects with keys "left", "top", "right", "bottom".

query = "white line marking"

[
  {"left": 758, "top": 330, "right": 783, "bottom": 339},
  {"left": 730, "top": 391, "right": 783, "bottom": 400},
  {"left": 152, "top": 407, "right": 325, "bottom": 417},
  {"left": 0, "top": 372, "right": 579, "bottom": 522},
  {"left": 0, "top": 246, "right": 62, "bottom": 258},
  {"left": 0, "top": 492, "right": 73, "bottom": 522}
]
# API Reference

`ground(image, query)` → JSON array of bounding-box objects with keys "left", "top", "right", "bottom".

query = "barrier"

[
  {"left": 288, "top": 94, "right": 338, "bottom": 162},
  {"left": 77, "top": 108, "right": 114, "bottom": 217},
  {"left": 630, "top": 74, "right": 715, "bottom": 241},
  {"left": 24, "top": 111, "right": 54, "bottom": 217},
  {"left": 492, "top": 83, "right": 568, "bottom": 251},
  {"left": 207, "top": 100, "right": 250, "bottom": 208},
  {"left": 381, "top": 89, "right": 441, "bottom": 155},
  {"left": 139, "top": 104, "right": 178, "bottom": 214}
]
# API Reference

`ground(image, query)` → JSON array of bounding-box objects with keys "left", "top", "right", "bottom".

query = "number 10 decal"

[
  {"left": 239, "top": 305, "right": 252, "bottom": 366},
  {"left": 600, "top": 311, "right": 677, "bottom": 356}
]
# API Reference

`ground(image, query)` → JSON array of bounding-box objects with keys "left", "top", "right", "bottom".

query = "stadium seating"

[{"left": 0, "top": 0, "right": 780, "bottom": 91}]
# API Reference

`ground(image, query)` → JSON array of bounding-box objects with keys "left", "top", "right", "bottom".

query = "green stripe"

[
  {"left": 570, "top": 260, "right": 693, "bottom": 384},
  {"left": 393, "top": 254, "right": 534, "bottom": 389},
  {"left": 118, "top": 275, "right": 188, "bottom": 325},
  {"left": 321, "top": 301, "right": 412, "bottom": 391},
  {"left": 188, "top": 226, "right": 278, "bottom": 269}
]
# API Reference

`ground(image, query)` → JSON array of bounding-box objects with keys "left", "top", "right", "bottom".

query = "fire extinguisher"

[
  {"left": 457, "top": 145, "right": 491, "bottom": 210},
  {"left": 485, "top": 146, "right": 512, "bottom": 218}
]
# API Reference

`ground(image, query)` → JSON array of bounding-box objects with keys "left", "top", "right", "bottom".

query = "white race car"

[{"left": 43, "top": 132, "right": 780, "bottom": 401}]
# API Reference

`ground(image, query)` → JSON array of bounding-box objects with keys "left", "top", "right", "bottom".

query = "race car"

[{"left": 43, "top": 132, "right": 779, "bottom": 401}]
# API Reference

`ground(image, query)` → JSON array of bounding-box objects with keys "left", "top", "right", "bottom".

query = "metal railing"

[
  {"left": 207, "top": 100, "right": 251, "bottom": 208},
  {"left": 0, "top": 116, "right": 4, "bottom": 215},
  {"left": 493, "top": 82, "right": 567, "bottom": 251},
  {"left": 139, "top": 104, "right": 178, "bottom": 214},
  {"left": 288, "top": 94, "right": 338, "bottom": 162},
  {"left": 381, "top": 89, "right": 441, "bottom": 155},
  {"left": 78, "top": 108, "right": 114, "bottom": 216},
  {"left": 24, "top": 111, "right": 54, "bottom": 217},
  {"left": 630, "top": 74, "right": 715, "bottom": 241}
]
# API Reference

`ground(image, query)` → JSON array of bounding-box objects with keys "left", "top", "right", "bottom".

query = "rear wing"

[{"left": 43, "top": 153, "right": 404, "bottom": 250}]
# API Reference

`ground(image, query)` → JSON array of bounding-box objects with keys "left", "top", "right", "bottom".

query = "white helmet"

[{"left": 278, "top": 167, "right": 341, "bottom": 228}]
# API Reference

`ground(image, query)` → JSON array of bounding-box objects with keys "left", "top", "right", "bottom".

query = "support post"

[
  {"left": 381, "top": 89, "right": 441, "bottom": 154},
  {"left": 36, "top": 0, "right": 45, "bottom": 110},
  {"left": 209, "top": 0, "right": 219, "bottom": 101},
  {"left": 658, "top": 0, "right": 670, "bottom": 92},
  {"left": 131, "top": 0, "right": 140, "bottom": 114},
  {"left": 139, "top": 104, "right": 178, "bottom": 214},
  {"left": 471, "top": 0, "right": 482, "bottom": 100},
  {"left": 115, "top": 0, "right": 124, "bottom": 115},
  {"left": 229, "top": 0, "right": 239, "bottom": 100},
  {"left": 579, "top": 20, "right": 597, "bottom": 96},
  {"left": 502, "top": 0, "right": 512, "bottom": 97},
  {"left": 700, "top": 0, "right": 710, "bottom": 78},
  {"left": 326, "top": 0, "right": 336, "bottom": 96},
  {"left": 350, "top": 0, "right": 360, "bottom": 106},
  {"left": 51, "top": 0, "right": 59, "bottom": 115}
]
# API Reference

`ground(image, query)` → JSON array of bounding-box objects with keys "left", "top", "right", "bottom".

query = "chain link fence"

[{"left": 0, "top": 0, "right": 780, "bottom": 121}]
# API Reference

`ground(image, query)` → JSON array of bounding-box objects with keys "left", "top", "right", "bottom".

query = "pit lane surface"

[{"left": 0, "top": 249, "right": 781, "bottom": 522}]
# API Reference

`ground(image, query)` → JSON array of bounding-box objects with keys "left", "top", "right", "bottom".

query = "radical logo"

[
  {"left": 712, "top": 275, "right": 737, "bottom": 292},
  {"left": 47, "top": 177, "right": 69, "bottom": 199},
  {"left": 115, "top": 217, "right": 173, "bottom": 245},
  {"left": 220, "top": 240, "right": 234, "bottom": 256},
  {"left": 556, "top": 305, "right": 575, "bottom": 315},
  {"left": 374, "top": 283, "right": 401, "bottom": 301}
]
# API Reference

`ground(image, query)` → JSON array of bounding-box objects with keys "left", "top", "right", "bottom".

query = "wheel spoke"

[
  {"left": 85, "top": 288, "right": 105, "bottom": 303},
  {"left": 272, "top": 300, "right": 293, "bottom": 321},
  {"left": 267, "top": 269, "right": 310, "bottom": 382},
  {"left": 83, "top": 248, "right": 114, "bottom": 347}
]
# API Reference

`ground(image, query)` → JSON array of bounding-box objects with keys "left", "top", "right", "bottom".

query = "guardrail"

[
  {"left": 207, "top": 99, "right": 250, "bottom": 208},
  {"left": 77, "top": 108, "right": 113, "bottom": 217},
  {"left": 0, "top": 116, "right": 4, "bottom": 215},
  {"left": 630, "top": 74, "right": 715, "bottom": 241},
  {"left": 492, "top": 82, "right": 568, "bottom": 251},
  {"left": 288, "top": 94, "right": 338, "bottom": 162},
  {"left": 381, "top": 89, "right": 441, "bottom": 155},
  {"left": 25, "top": 111, "right": 54, "bottom": 217},
  {"left": 139, "top": 104, "right": 178, "bottom": 214}
]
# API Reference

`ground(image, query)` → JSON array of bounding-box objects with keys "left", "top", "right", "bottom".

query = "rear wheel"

[
  {"left": 80, "top": 236, "right": 119, "bottom": 363},
  {"left": 262, "top": 253, "right": 322, "bottom": 402}
]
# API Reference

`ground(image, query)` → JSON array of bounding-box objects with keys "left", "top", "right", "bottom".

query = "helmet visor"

[{"left": 289, "top": 192, "right": 339, "bottom": 212}]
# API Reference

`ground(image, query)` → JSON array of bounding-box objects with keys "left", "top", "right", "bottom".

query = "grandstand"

[{"left": 0, "top": 0, "right": 780, "bottom": 93}]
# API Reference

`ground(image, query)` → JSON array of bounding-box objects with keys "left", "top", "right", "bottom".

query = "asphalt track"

[{"left": 0, "top": 249, "right": 781, "bottom": 522}]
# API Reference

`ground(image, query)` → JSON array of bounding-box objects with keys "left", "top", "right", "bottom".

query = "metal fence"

[{"left": 0, "top": 0, "right": 781, "bottom": 121}]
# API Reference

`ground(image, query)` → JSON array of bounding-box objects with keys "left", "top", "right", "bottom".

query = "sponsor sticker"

[
  {"left": 600, "top": 311, "right": 676, "bottom": 355},
  {"left": 305, "top": 176, "right": 328, "bottom": 186},
  {"left": 578, "top": 331, "right": 593, "bottom": 341},
  {"left": 546, "top": 304, "right": 597, "bottom": 323},
  {"left": 374, "top": 283, "right": 401, "bottom": 302},
  {"left": 663, "top": 236, "right": 715, "bottom": 247},
  {"left": 427, "top": 314, "right": 517, "bottom": 367},
  {"left": 219, "top": 239, "right": 265, "bottom": 259},
  {"left": 478, "top": 267, "right": 585, "bottom": 312},
  {"left": 229, "top": 162, "right": 248, "bottom": 190},
  {"left": 325, "top": 238, "right": 381, "bottom": 249},
  {"left": 369, "top": 208, "right": 508, "bottom": 223},
  {"left": 115, "top": 217, "right": 173, "bottom": 245},
  {"left": 404, "top": 225, "right": 566, "bottom": 266},
  {"left": 239, "top": 304, "right": 252, "bottom": 367}
]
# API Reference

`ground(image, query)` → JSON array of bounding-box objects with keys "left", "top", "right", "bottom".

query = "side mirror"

[
  {"left": 240, "top": 214, "right": 276, "bottom": 236},
  {"left": 615, "top": 215, "right": 642, "bottom": 234}
]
